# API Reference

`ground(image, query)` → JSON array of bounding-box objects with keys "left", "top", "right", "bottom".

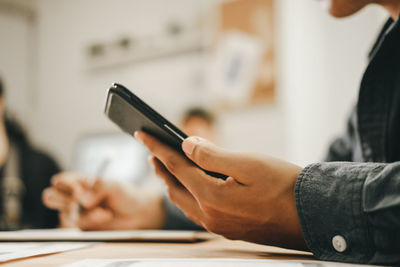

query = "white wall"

[
  {"left": 0, "top": 3, "right": 33, "bottom": 128},
  {"left": 0, "top": 0, "right": 389, "bottom": 169},
  {"left": 277, "top": 1, "right": 387, "bottom": 166}
]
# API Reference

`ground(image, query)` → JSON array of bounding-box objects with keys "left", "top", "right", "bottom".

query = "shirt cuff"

[{"left": 295, "top": 162, "right": 373, "bottom": 263}]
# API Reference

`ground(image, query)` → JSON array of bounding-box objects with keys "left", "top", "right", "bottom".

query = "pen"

[{"left": 69, "top": 155, "right": 112, "bottom": 225}]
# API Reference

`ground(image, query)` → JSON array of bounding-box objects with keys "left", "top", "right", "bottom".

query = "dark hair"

[
  {"left": 181, "top": 107, "right": 215, "bottom": 126},
  {"left": 4, "top": 114, "right": 27, "bottom": 144},
  {"left": 0, "top": 79, "right": 27, "bottom": 143}
]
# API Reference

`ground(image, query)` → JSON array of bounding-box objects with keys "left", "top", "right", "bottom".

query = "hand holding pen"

[
  {"left": 42, "top": 157, "right": 112, "bottom": 228},
  {"left": 69, "top": 157, "right": 112, "bottom": 225},
  {"left": 42, "top": 163, "right": 165, "bottom": 230}
]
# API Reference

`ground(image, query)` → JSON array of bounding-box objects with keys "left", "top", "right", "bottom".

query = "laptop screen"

[{"left": 73, "top": 133, "right": 150, "bottom": 185}]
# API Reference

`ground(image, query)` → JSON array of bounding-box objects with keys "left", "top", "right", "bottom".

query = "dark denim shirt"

[
  {"left": 163, "top": 16, "right": 400, "bottom": 265},
  {"left": 295, "top": 17, "right": 400, "bottom": 265}
]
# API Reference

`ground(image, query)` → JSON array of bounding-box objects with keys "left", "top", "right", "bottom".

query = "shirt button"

[{"left": 332, "top": 235, "right": 347, "bottom": 252}]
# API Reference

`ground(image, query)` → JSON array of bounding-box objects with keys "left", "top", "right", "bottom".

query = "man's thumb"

[
  {"left": 182, "top": 136, "right": 204, "bottom": 156},
  {"left": 182, "top": 136, "right": 244, "bottom": 180}
]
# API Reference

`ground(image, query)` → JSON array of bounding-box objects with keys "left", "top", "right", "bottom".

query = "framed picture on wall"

[{"left": 209, "top": 0, "right": 275, "bottom": 108}]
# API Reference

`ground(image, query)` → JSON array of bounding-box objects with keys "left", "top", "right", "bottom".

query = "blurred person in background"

[
  {"left": 42, "top": 107, "right": 216, "bottom": 230},
  {"left": 0, "top": 78, "right": 60, "bottom": 230},
  {"left": 180, "top": 108, "right": 216, "bottom": 142}
]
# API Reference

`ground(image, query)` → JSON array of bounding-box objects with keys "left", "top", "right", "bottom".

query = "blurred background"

[{"left": 0, "top": 0, "right": 387, "bottom": 172}]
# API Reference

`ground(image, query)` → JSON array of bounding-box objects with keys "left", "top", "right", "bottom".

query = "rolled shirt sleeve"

[{"left": 295, "top": 162, "right": 400, "bottom": 265}]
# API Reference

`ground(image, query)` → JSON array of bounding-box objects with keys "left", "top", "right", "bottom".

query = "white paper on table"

[
  {"left": 0, "top": 242, "right": 95, "bottom": 263},
  {"left": 61, "top": 258, "right": 381, "bottom": 267}
]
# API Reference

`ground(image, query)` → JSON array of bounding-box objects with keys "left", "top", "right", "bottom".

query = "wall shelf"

[{"left": 85, "top": 32, "right": 209, "bottom": 71}]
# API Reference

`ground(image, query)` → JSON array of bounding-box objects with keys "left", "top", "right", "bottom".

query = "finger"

[
  {"left": 78, "top": 207, "right": 114, "bottom": 231},
  {"left": 136, "top": 131, "right": 223, "bottom": 198},
  {"left": 148, "top": 156, "right": 180, "bottom": 187},
  {"left": 182, "top": 136, "right": 252, "bottom": 184},
  {"left": 59, "top": 212, "right": 78, "bottom": 228},
  {"left": 42, "top": 188, "right": 73, "bottom": 211},
  {"left": 150, "top": 157, "right": 204, "bottom": 226},
  {"left": 51, "top": 173, "right": 85, "bottom": 199},
  {"left": 52, "top": 173, "right": 105, "bottom": 211},
  {"left": 78, "top": 177, "right": 96, "bottom": 191},
  {"left": 79, "top": 179, "right": 107, "bottom": 210}
]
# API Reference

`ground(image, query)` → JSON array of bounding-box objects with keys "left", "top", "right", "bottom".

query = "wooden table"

[{"left": 2, "top": 237, "right": 314, "bottom": 266}]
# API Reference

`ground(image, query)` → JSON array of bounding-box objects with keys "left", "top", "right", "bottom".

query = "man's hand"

[
  {"left": 42, "top": 172, "right": 165, "bottom": 230},
  {"left": 135, "top": 131, "right": 308, "bottom": 251}
]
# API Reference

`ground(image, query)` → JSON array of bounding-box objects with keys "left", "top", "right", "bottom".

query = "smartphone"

[{"left": 104, "top": 83, "right": 227, "bottom": 180}]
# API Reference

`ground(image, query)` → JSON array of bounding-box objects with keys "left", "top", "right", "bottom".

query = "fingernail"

[
  {"left": 147, "top": 155, "right": 155, "bottom": 168},
  {"left": 134, "top": 131, "right": 143, "bottom": 143},
  {"left": 182, "top": 137, "right": 199, "bottom": 155}
]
